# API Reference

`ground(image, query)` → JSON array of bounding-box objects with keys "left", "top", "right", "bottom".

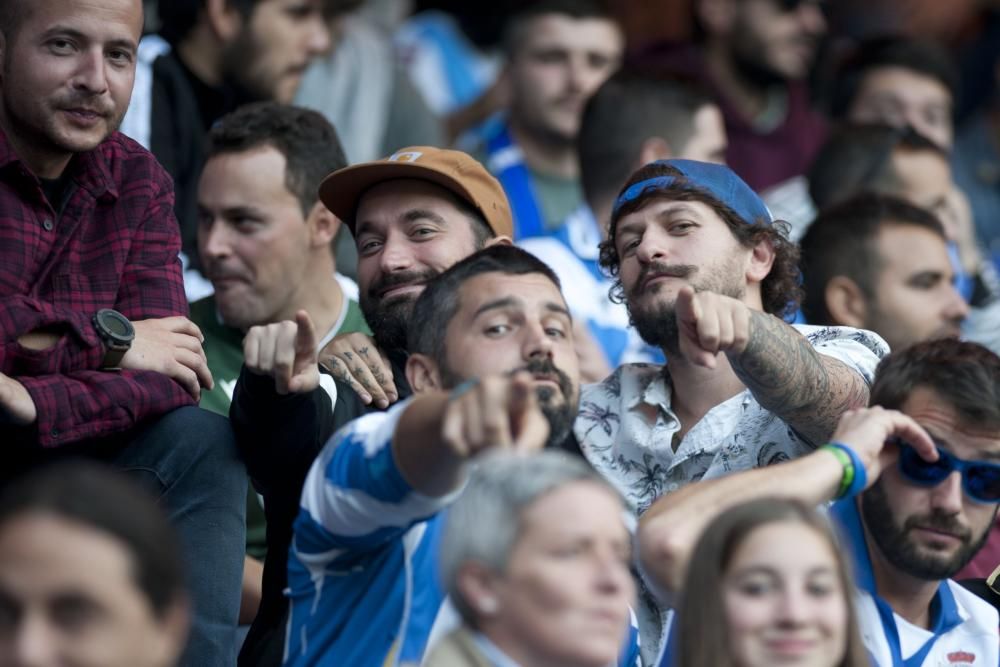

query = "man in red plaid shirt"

[{"left": 0, "top": 0, "right": 246, "bottom": 664}]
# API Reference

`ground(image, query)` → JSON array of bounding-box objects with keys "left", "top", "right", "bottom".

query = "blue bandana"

[{"left": 612, "top": 159, "right": 772, "bottom": 226}]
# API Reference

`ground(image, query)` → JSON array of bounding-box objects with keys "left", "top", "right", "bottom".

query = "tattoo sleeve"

[{"left": 728, "top": 312, "right": 870, "bottom": 446}]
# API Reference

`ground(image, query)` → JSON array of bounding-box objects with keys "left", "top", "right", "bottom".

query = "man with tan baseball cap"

[
  {"left": 319, "top": 146, "right": 514, "bottom": 238},
  {"left": 228, "top": 146, "right": 513, "bottom": 666}
]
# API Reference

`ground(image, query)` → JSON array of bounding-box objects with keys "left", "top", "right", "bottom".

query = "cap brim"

[{"left": 319, "top": 161, "right": 484, "bottom": 231}]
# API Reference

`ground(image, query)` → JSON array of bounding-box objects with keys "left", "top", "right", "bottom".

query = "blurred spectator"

[
  {"left": 579, "top": 159, "right": 881, "bottom": 659},
  {"left": 672, "top": 499, "right": 870, "bottom": 667},
  {"left": 799, "top": 193, "right": 968, "bottom": 352},
  {"left": 294, "top": 7, "right": 444, "bottom": 165},
  {"left": 521, "top": 68, "right": 726, "bottom": 373},
  {"left": 120, "top": 0, "right": 339, "bottom": 297},
  {"left": 809, "top": 125, "right": 983, "bottom": 280},
  {"left": 643, "top": 0, "right": 827, "bottom": 192},
  {"left": 0, "top": 1, "right": 246, "bottom": 664},
  {"left": 428, "top": 451, "right": 635, "bottom": 667},
  {"left": 953, "top": 58, "right": 1000, "bottom": 261},
  {"left": 190, "top": 102, "right": 369, "bottom": 660},
  {"left": 475, "top": 0, "right": 624, "bottom": 238},
  {"left": 640, "top": 339, "right": 1000, "bottom": 666},
  {"left": 0, "top": 462, "right": 189, "bottom": 667},
  {"left": 396, "top": 8, "right": 504, "bottom": 136},
  {"left": 830, "top": 35, "right": 958, "bottom": 150},
  {"left": 227, "top": 147, "right": 513, "bottom": 666},
  {"left": 285, "top": 246, "right": 638, "bottom": 665}
]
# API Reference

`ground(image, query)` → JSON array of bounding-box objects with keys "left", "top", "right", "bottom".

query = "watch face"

[
  {"left": 96, "top": 309, "right": 134, "bottom": 344},
  {"left": 104, "top": 317, "right": 131, "bottom": 336}
]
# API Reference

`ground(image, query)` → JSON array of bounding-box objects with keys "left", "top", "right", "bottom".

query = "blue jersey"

[{"left": 286, "top": 400, "right": 642, "bottom": 666}]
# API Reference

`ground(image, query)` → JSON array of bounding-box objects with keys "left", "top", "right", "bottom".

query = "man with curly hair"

[
  {"left": 577, "top": 158, "right": 888, "bottom": 660},
  {"left": 578, "top": 160, "right": 887, "bottom": 512}
]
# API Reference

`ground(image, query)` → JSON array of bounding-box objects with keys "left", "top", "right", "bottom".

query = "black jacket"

[{"left": 231, "top": 352, "right": 412, "bottom": 667}]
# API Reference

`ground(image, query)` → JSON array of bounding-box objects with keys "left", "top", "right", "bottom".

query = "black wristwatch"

[{"left": 93, "top": 309, "right": 135, "bottom": 369}]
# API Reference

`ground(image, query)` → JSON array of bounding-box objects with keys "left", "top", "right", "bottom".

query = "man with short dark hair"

[
  {"left": 476, "top": 0, "right": 623, "bottom": 239},
  {"left": 807, "top": 124, "right": 995, "bottom": 312},
  {"left": 0, "top": 1, "right": 246, "bottom": 664},
  {"left": 228, "top": 146, "right": 512, "bottom": 666},
  {"left": 831, "top": 35, "right": 959, "bottom": 151},
  {"left": 522, "top": 68, "right": 727, "bottom": 373},
  {"left": 120, "top": 0, "right": 340, "bottom": 290},
  {"left": 640, "top": 338, "right": 1000, "bottom": 666},
  {"left": 194, "top": 102, "right": 367, "bottom": 415},
  {"left": 285, "top": 245, "right": 641, "bottom": 665},
  {"left": 771, "top": 37, "right": 963, "bottom": 243},
  {"left": 799, "top": 193, "right": 968, "bottom": 352},
  {"left": 191, "top": 101, "right": 369, "bottom": 652},
  {"left": 0, "top": 462, "right": 190, "bottom": 667}
]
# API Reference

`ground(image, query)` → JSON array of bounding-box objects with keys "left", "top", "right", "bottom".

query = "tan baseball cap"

[{"left": 318, "top": 146, "right": 514, "bottom": 239}]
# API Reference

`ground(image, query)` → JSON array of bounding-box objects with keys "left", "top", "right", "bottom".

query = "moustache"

[
  {"left": 57, "top": 94, "right": 113, "bottom": 117},
  {"left": 367, "top": 269, "right": 439, "bottom": 301},
  {"left": 631, "top": 262, "right": 696, "bottom": 298},
  {"left": 509, "top": 357, "right": 574, "bottom": 400}
]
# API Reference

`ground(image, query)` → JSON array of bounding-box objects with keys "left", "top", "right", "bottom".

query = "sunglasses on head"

[{"left": 894, "top": 439, "right": 1000, "bottom": 504}]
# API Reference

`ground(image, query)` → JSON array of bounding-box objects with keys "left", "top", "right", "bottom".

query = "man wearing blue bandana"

[
  {"left": 575, "top": 159, "right": 887, "bottom": 660},
  {"left": 640, "top": 338, "right": 1000, "bottom": 667}
]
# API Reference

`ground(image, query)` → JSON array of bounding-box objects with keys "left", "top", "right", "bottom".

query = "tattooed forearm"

[{"left": 729, "top": 312, "right": 869, "bottom": 445}]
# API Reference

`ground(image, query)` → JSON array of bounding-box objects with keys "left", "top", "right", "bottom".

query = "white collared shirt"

[{"left": 575, "top": 325, "right": 889, "bottom": 515}]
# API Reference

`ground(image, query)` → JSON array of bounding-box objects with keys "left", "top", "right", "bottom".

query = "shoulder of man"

[{"left": 93, "top": 130, "right": 175, "bottom": 196}]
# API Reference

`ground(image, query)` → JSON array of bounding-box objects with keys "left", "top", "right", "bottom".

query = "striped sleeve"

[{"left": 294, "top": 399, "right": 461, "bottom": 560}]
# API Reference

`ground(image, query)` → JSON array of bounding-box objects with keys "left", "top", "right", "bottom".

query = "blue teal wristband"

[{"left": 827, "top": 442, "right": 868, "bottom": 498}]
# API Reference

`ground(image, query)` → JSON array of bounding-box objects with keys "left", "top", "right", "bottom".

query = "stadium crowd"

[{"left": 4, "top": 0, "right": 1000, "bottom": 665}]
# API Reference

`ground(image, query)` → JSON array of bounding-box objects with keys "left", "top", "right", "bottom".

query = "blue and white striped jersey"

[
  {"left": 285, "top": 399, "right": 642, "bottom": 667},
  {"left": 286, "top": 402, "right": 456, "bottom": 666}
]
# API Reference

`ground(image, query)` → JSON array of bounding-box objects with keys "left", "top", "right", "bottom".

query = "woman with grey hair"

[{"left": 427, "top": 450, "right": 637, "bottom": 667}]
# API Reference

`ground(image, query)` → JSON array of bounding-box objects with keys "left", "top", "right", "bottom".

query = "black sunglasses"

[{"left": 896, "top": 440, "right": 1000, "bottom": 504}]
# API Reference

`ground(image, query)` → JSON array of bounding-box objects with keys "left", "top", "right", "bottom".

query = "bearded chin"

[
  {"left": 628, "top": 301, "right": 681, "bottom": 354},
  {"left": 360, "top": 296, "right": 412, "bottom": 353}
]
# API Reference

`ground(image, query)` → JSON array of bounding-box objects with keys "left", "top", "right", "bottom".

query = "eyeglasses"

[{"left": 896, "top": 441, "right": 1000, "bottom": 504}]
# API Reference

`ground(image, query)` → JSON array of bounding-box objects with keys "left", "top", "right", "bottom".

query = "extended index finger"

[
  {"left": 293, "top": 310, "right": 319, "bottom": 359},
  {"left": 674, "top": 286, "right": 699, "bottom": 326},
  {"left": 508, "top": 374, "right": 548, "bottom": 452}
]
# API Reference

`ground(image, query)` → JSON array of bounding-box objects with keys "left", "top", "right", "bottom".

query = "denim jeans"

[{"left": 109, "top": 406, "right": 247, "bottom": 666}]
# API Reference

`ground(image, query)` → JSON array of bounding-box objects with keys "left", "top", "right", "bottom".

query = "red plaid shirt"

[{"left": 0, "top": 128, "right": 194, "bottom": 447}]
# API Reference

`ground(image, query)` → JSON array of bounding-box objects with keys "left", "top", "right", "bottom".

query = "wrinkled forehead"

[
  {"left": 454, "top": 271, "right": 569, "bottom": 320},
  {"left": 901, "top": 387, "right": 1000, "bottom": 460}
]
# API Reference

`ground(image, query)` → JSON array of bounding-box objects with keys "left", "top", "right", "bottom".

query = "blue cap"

[{"left": 611, "top": 159, "right": 772, "bottom": 226}]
